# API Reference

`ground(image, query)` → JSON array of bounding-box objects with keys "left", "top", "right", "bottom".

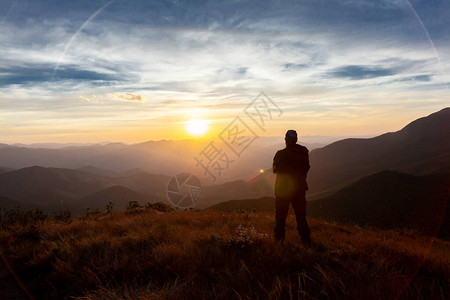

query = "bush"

[
  {"left": 126, "top": 201, "right": 144, "bottom": 214},
  {"left": 145, "top": 201, "right": 173, "bottom": 212}
]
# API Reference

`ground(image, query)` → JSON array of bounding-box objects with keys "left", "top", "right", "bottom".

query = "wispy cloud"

[
  {"left": 79, "top": 95, "right": 102, "bottom": 103},
  {"left": 109, "top": 92, "right": 144, "bottom": 102}
]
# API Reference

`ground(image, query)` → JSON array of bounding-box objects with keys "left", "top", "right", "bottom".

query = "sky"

[{"left": 0, "top": 0, "right": 449, "bottom": 144}]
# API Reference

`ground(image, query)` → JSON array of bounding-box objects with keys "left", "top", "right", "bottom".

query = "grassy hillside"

[{"left": 0, "top": 210, "right": 449, "bottom": 299}]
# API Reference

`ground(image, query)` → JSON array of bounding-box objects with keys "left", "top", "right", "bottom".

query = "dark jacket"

[{"left": 273, "top": 143, "right": 310, "bottom": 198}]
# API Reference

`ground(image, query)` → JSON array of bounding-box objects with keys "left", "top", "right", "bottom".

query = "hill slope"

[
  {"left": 208, "top": 171, "right": 450, "bottom": 238},
  {"left": 308, "top": 171, "right": 449, "bottom": 237}
]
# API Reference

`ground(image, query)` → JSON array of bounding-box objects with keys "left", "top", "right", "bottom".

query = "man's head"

[{"left": 285, "top": 129, "right": 298, "bottom": 145}]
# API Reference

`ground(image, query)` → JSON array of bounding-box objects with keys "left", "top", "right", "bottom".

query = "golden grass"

[{"left": 1, "top": 210, "right": 448, "bottom": 300}]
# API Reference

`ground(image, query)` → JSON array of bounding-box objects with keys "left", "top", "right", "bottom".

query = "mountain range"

[
  {"left": 0, "top": 107, "right": 449, "bottom": 226},
  {"left": 0, "top": 165, "right": 270, "bottom": 213}
]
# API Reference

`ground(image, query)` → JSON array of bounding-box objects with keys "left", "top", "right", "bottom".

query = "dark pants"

[{"left": 274, "top": 191, "right": 310, "bottom": 242}]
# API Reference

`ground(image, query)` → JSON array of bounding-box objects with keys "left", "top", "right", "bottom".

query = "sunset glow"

[
  {"left": 185, "top": 119, "right": 209, "bottom": 137},
  {"left": 0, "top": 1, "right": 448, "bottom": 144}
]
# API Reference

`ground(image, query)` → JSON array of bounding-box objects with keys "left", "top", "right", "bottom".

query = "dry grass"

[{"left": 0, "top": 210, "right": 448, "bottom": 300}]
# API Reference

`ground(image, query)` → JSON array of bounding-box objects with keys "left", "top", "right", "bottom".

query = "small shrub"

[{"left": 106, "top": 202, "right": 114, "bottom": 214}]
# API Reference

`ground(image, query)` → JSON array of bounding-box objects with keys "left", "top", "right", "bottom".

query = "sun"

[{"left": 185, "top": 119, "right": 209, "bottom": 136}]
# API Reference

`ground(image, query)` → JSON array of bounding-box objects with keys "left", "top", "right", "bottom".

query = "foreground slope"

[{"left": 0, "top": 211, "right": 448, "bottom": 300}]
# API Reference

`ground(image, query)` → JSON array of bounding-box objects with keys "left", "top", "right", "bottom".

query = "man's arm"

[{"left": 272, "top": 150, "right": 282, "bottom": 174}]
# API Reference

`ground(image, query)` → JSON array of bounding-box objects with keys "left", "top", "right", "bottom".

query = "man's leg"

[
  {"left": 291, "top": 191, "right": 311, "bottom": 246},
  {"left": 274, "top": 196, "right": 290, "bottom": 242}
]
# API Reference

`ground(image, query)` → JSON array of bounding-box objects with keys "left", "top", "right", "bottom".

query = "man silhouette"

[{"left": 273, "top": 130, "right": 311, "bottom": 246}]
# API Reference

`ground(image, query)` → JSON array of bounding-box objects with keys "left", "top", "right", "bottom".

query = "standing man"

[{"left": 273, "top": 130, "right": 311, "bottom": 246}]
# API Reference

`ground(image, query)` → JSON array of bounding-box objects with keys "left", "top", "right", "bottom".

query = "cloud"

[
  {"left": 80, "top": 93, "right": 145, "bottom": 103},
  {"left": 410, "top": 75, "right": 432, "bottom": 82},
  {"left": 0, "top": 63, "right": 123, "bottom": 87},
  {"left": 328, "top": 65, "right": 396, "bottom": 80},
  {"left": 283, "top": 63, "right": 308, "bottom": 70},
  {"left": 109, "top": 93, "right": 145, "bottom": 102},
  {"left": 0, "top": 0, "right": 449, "bottom": 143}
]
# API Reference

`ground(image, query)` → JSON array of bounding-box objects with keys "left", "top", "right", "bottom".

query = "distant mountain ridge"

[{"left": 0, "top": 166, "right": 170, "bottom": 213}]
